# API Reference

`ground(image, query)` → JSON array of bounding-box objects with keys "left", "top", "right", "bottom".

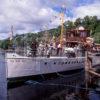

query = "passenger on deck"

[
  {"left": 57, "top": 44, "right": 62, "bottom": 56},
  {"left": 31, "top": 41, "right": 38, "bottom": 57}
]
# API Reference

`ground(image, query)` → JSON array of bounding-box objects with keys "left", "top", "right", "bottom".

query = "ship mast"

[
  {"left": 9, "top": 25, "right": 14, "bottom": 49},
  {"left": 60, "top": 5, "right": 65, "bottom": 48},
  {"left": 10, "top": 25, "right": 13, "bottom": 41}
]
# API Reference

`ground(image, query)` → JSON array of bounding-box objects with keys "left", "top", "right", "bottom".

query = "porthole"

[
  {"left": 44, "top": 62, "right": 47, "bottom": 65},
  {"left": 68, "top": 62, "right": 70, "bottom": 64},
  {"left": 65, "top": 62, "right": 67, "bottom": 64},
  {"left": 54, "top": 62, "right": 56, "bottom": 64}
]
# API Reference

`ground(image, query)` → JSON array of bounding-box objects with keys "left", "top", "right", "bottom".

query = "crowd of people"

[
  {"left": 37, "top": 42, "right": 62, "bottom": 57},
  {"left": 29, "top": 40, "right": 85, "bottom": 58}
]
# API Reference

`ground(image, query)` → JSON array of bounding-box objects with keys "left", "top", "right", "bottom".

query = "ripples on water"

[{"left": 8, "top": 70, "right": 100, "bottom": 100}]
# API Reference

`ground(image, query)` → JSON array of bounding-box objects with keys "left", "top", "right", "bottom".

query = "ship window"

[
  {"left": 54, "top": 62, "right": 56, "bottom": 64},
  {"left": 13, "top": 55, "right": 15, "bottom": 57},
  {"left": 65, "top": 62, "right": 67, "bottom": 64},
  {"left": 44, "top": 62, "right": 47, "bottom": 65},
  {"left": 68, "top": 62, "right": 70, "bottom": 64}
]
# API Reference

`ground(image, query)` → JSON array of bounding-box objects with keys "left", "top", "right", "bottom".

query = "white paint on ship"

[{"left": 6, "top": 53, "right": 85, "bottom": 78}]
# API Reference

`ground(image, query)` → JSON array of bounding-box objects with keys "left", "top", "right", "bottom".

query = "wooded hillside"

[{"left": 0, "top": 16, "right": 100, "bottom": 50}]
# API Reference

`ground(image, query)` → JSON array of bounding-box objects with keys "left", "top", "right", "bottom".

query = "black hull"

[{"left": 8, "top": 68, "right": 83, "bottom": 89}]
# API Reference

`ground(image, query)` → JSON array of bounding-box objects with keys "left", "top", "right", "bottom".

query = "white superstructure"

[{"left": 6, "top": 52, "right": 85, "bottom": 79}]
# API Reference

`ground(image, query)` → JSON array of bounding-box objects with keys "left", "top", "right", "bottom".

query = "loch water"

[{"left": 7, "top": 68, "right": 100, "bottom": 100}]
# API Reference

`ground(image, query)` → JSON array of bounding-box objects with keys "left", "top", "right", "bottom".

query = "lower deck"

[
  {"left": 6, "top": 57, "right": 85, "bottom": 78},
  {"left": 8, "top": 68, "right": 83, "bottom": 88}
]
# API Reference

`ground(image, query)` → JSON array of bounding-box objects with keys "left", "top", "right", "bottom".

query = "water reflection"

[{"left": 8, "top": 70, "right": 100, "bottom": 100}]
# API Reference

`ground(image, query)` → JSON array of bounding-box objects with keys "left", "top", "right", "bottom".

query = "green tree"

[
  {"left": 74, "top": 18, "right": 83, "bottom": 27},
  {"left": 0, "top": 39, "right": 10, "bottom": 50},
  {"left": 64, "top": 20, "right": 75, "bottom": 30}
]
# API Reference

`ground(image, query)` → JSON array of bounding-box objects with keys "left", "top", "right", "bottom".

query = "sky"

[{"left": 0, "top": 0, "right": 100, "bottom": 39}]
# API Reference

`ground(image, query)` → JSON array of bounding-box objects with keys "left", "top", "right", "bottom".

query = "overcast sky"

[{"left": 0, "top": 0, "right": 100, "bottom": 39}]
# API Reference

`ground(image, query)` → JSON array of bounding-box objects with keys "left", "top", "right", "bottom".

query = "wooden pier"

[
  {"left": 85, "top": 51, "right": 100, "bottom": 86},
  {"left": 88, "top": 70, "right": 100, "bottom": 77}
]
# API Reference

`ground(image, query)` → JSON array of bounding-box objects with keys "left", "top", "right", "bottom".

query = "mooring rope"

[
  {"left": 55, "top": 70, "right": 84, "bottom": 78},
  {"left": 25, "top": 80, "right": 97, "bottom": 91}
]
